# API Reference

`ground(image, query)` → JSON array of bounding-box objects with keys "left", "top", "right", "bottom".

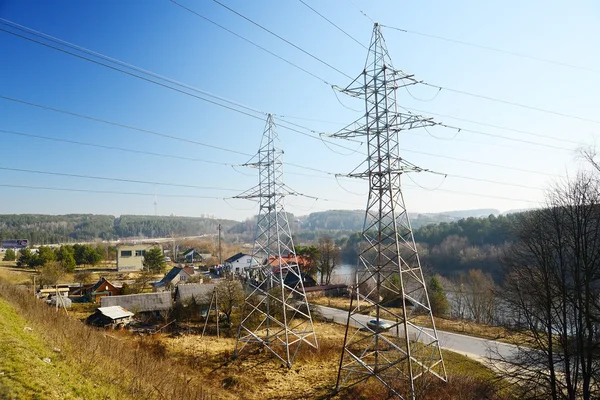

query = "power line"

[
  {"left": 210, "top": 0, "right": 354, "bottom": 80},
  {"left": 0, "top": 18, "right": 271, "bottom": 119},
  {"left": 400, "top": 147, "right": 560, "bottom": 178},
  {"left": 405, "top": 106, "right": 586, "bottom": 146},
  {"left": 347, "top": 0, "right": 375, "bottom": 23},
  {"left": 0, "top": 128, "right": 237, "bottom": 166},
  {"left": 0, "top": 26, "right": 270, "bottom": 125},
  {"left": 0, "top": 166, "right": 243, "bottom": 191},
  {"left": 0, "top": 123, "right": 557, "bottom": 193},
  {"left": 3, "top": 19, "right": 588, "bottom": 154},
  {"left": 381, "top": 24, "right": 600, "bottom": 74},
  {"left": 0, "top": 95, "right": 254, "bottom": 157},
  {"left": 0, "top": 184, "right": 227, "bottom": 199},
  {"left": 420, "top": 81, "right": 600, "bottom": 126},
  {"left": 0, "top": 20, "right": 363, "bottom": 155},
  {"left": 167, "top": 2, "right": 332, "bottom": 85},
  {"left": 298, "top": 0, "right": 367, "bottom": 50}
]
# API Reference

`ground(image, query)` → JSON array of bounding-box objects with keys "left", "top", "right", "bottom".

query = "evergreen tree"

[
  {"left": 143, "top": 246, "right": 166, "bottom": 273},
  {"left": 2, "top": 248, "right": 16, "bottom": 261},
  {"left": 428, "top": 275, "right": 449, "bottom": 317},
  {"left": 55, "top": 245, "right": 76, "bottom": 273}
]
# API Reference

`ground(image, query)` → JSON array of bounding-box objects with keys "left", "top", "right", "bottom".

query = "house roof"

[
  {"left": 182, "top": 266, "right": 196, "bottom": 276},
  {"left": 101, "top": 292, "right": 172, "bottom": 312},
  {"left": 224, "top": 252, "right": 249, "bottom": 263},
  {"left": 175, "top": 283, "right": 217, "bottom": 304},
  {"left": 161, "top": 267, "right": 183, "bottom": 284},
  {"left": 90, "top": 277, "right": 118, "bottom": 293},
  {"left": 98, "top": 306, "right": 134, "bottom": 319}
]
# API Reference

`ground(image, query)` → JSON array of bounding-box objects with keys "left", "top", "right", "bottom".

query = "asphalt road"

[{"left": 313, "top": 304, "right": 517, "bottom": 362}]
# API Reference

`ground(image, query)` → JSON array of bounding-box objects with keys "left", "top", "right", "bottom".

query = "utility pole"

[
  {"left": 333, "top": 23, "right": 446, "bottom": 399},
  {"left": 234, "top": 115, "right": 318, "bottom": 368},
  {"left": 218, "top": 224, "right": 222, "bottom": 266}
]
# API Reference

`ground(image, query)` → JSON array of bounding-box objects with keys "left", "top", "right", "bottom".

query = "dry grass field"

[{"left": 158, "top": 321, "right": 503, "bottom": 400}]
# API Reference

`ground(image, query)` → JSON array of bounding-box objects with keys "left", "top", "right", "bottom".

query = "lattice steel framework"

[
  {"left": 234, "top": 115, "right": 318, "bottom": 368},
  {"left": 334, "top": 24, "right": 446, "bottom": 399}
]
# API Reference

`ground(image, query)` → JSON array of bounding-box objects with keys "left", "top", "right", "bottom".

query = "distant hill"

[
  {"left": 0, "top": 214, "right": 238, "bottom": 245},
  {"left": 0, "top": 208, "right": 507, "bottom": 245}
]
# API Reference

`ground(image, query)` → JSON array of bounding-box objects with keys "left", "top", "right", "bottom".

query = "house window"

[
  {"left": 121, "top": 250, "right": 132, "bottom": 257},
  {"left": 135, "top": 250, "right": 146, "bottom": 256}
]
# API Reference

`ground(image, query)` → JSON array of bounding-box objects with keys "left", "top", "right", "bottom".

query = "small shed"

[
  {"left": 174, "top": 283, "right": 217, "bottom": 305},
  {"left": 87, "top": 306, "right": 134, "bottom": 327},
  {"left": 101, "top": 292, "right": 173, "bottom": 314}
]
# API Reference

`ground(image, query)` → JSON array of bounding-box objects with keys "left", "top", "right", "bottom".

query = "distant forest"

[
  {"left": 336, "top": 213, "right": 522, "bottom": 281},
  {"left": 0, "top": 214, "right": 237, "bottom": 244},
  {"left": 0, "top": 211, "right": 521, "bottom": 281}
]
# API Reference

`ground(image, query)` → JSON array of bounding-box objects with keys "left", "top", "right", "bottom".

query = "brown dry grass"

[
  {"left": 159, "top": 321, "right": 505, "bottom": 400},
  {"left": 0, "top": 278, "right": 224, "bottom": 400}
]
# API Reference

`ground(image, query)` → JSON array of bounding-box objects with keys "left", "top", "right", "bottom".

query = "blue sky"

[{"left": 0, "top": 0, "right": 599, "bottom": 221}]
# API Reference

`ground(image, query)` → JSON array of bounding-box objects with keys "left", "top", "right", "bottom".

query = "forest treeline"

[
  {"left": 1, "top": 211, "right": 521, "bottom": 280},
  {"left": 0, "top": 214, "right": 237, "bottom": 244},
  {"left": 337, "top": 213, "right": 522, "bottom": 281}
]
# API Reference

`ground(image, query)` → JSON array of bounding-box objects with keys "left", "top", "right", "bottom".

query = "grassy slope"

[{"left": 0, "top": 298, "right": 122, "bottom": 400}]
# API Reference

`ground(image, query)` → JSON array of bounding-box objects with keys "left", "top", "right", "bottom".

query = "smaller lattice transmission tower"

[
  {"left": 333, "top": 24, "right": 447, "bottom": 399},
  {"left": 234, "top": 115, "right": 318, "bottom": 367}
]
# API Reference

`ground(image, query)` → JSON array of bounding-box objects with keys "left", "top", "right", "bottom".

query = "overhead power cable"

[
  {"left": 0, "top": 18, "right": 270, "bottom": 118},
  {"left": 298, "top": 0, "right": 368, "bottom": 50},
  {"left": 381, "top": 24, "right": 600, "bottom": 74},
  {"left": 347, "top": 0, "right": 375, "bottom": 23},
  {"left": 0, "top": 184, "right": 226, "bottom": 199},
  {"left": 0, "top": 166, "right": 242, "bottom": 191},
  {"left": 0, "top": 94, "right": 253, "bottom": 156},
  {"left": 405, "top": 106, "right": 586, "bottom": 146},
  {"left": 0, "top": 26, "right": 269, "bottom": 125},
  {"left": 210, "top": 0, "right": 354, "bottom": 80},
  {"left": 420, "top": 81, "right": 600, "bottom": 126},
  {"left": 0, "top": 124, "right": 550, "bottom": 194},
  {"left": 0, "top": 20, "right": 360, "bottom": 154},
  {"left": 0, "top": 93, "right": 563, "bottom": 189},
  {"left": 0, "top": 179, "right": 539, "bottom": 205},
  {"left": 167, "top": 2, "right": 331, "bottom": 85},
  {"left": 3, "top": 18, "right": 590, "bottom": 153},
  {"left": 400, "top": 147, "right": 560, "bottom": 178}
]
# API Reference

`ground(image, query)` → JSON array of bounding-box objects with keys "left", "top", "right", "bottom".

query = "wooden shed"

[{"left": 86, "top": 306, "right": 134, "bottom": 328}]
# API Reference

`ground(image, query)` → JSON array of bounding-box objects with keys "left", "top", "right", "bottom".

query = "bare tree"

[
  {"left": 499, "top": 172, "right": 600, "bottom": 400},
  {"left": 216, "top": 278, "right": 244, "bottom": 324},
  {"left": 317, "top": 236, "right": 341, "bottom": 285}
]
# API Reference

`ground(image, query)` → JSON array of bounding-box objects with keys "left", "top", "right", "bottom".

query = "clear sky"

[{"left": 0, "top": 0, "right": 599, "bottom": 221}]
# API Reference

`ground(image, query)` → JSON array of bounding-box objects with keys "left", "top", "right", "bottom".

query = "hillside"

[
  {"left": 0, "top": 297, "right": 123, "bottom": 399},
  {"left": 0, "top": 214, "right": 238, "bottom": 245}
]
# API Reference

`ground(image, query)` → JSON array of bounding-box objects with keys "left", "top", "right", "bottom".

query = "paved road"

[{"left": 313, "top": 305, "right": 517, "bottom": 362}]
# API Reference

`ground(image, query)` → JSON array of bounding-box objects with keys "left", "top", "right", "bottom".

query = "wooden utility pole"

[{"left": 218, "top": 224, "right": 222, "bottom": 266}]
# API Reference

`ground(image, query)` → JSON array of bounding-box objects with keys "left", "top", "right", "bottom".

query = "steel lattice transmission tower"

[
  {"left": 334, "top": 23, "right": 447, "bottom": 399},
  {"left": 234, "top": 115, "right": 318, "bottom": 368}
]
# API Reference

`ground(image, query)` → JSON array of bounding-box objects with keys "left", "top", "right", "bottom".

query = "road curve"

[{"left": 313, "top": 304, "right": 517, "bottom": 362}]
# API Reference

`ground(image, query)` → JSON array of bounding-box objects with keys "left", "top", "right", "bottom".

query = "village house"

[
  {"left": 224, "top": 252, "right": 256, "bottom": 274},
  {"left": 117, "top": 243, "right": 160, "bottom": 271},
  {"left": 84, "top": 277, "right": 121, "bottom": 303},
  {"left": 153, "top": 266, "right": 198, "bottom": 291},
  {"left": 181, "top": 249, "right": 212, "bottom": 264},
  {"left": 86, "top": 306, "right": 134, "bottom": 328}
]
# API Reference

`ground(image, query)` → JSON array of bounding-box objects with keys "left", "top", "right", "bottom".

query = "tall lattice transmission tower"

[
  {"left": 234, "top": 115, "right": 318, "bottom": 367},
  {"left": 334, "top": 23, "right": 447, "bottom": 399}
]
